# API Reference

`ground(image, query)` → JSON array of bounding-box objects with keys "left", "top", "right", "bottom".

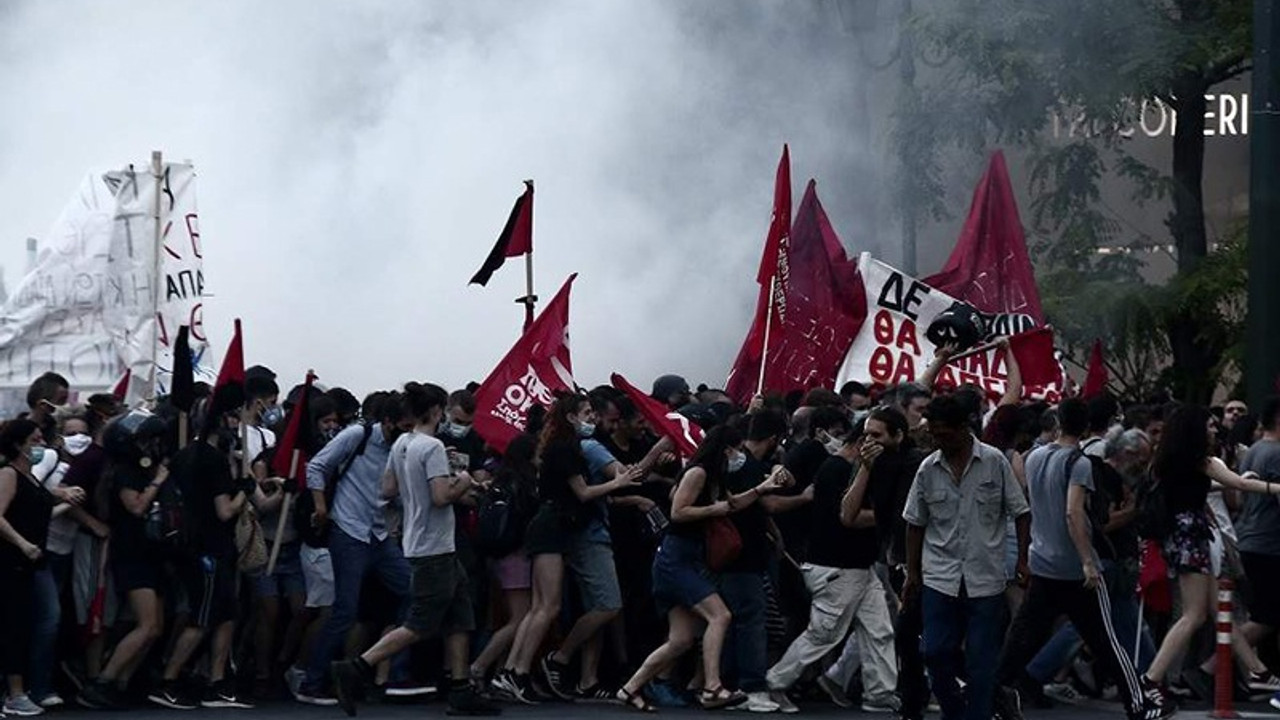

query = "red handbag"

[{"left": 705, "top": 516, "right": 742, "bottom": 572}]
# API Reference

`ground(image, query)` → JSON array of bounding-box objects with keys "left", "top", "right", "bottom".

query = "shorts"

[
  {"left": 176, "top": 553, "right": 238, "bottom": 629},
  {"left": 112, "top": 551, "right": 163, "bottom": 595},
  {"left": 1163, "top": 511, "right": 1213, "bottom": 577},
  {"left": 523, "top": 504, "right": 573, "bottom": 556},
  {"left": 1240, "top": 551, "right": 1280, "bottom": 627},
  {"left": 567, "top": 534, "right": 622, "bottom": 612},
  {"left": 652, "top": 534, "right": 716, "bottom": 615},
  {"left": 300, "top": 544, "right": 335, "bottom": 608},
  {"left": 405, "top": 554, "right": 475, "bottom": 637},
  {"left": 493, "top": 552, "right": 532, "bottom": 591},
  {"left": 250, "top": 542, "right": 307, "bottom": 599}
]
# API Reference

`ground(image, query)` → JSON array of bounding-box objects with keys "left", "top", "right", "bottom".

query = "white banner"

[
  {"left": 0, "top": 160, "right": 212, "bottom": 406},
  {"left": 835, "top": 256, "right": 1048, "bottom": 399}
]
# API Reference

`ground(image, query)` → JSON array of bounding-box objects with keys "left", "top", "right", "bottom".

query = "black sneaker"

[
  {"left": 1132, "top": 698, "right": 1177, "bottom": 720},
  {"left": 201, "top": 681, "right": 255, "bottom": 709},
  {"left": 488, "top": 671, "right": 518, "bottom": 703},
  {"left": 576, "top": 684, "right": 618, "bottom": 704},
  {"left": 148, "top": 681, "right": 199, "bottom": 711},
  {"left": 447, "top": 685, "right": 502, "bottom": 716},
  {"left": 992, "top": 686, "right": 1024, "bottom": 720},
  {"left": 539, "top": 653, "right": 574, "bottom": 701},
  {"left": 77, "top": 680, "right": 124, "bottom": 711},
  {"left": 332, "top": 660, "right": 367, "bottom": 717},
  {"left": 1140, "top": 676, "right": 1170, "bottom": 706},
  {"left": 510, "top": 674, "right": 541, "bottom": 706}
]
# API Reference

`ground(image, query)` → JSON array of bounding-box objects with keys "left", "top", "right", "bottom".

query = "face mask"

[
  {"left": 322, "top": 427, "right": 339, "bottom": 442},
  {"left": 444, "top": 421, "right": 470, "bottom": 439},
  {"left": 64, "top": 433, "right": 93, "bottom": 457},
  {"left": 27, "top": 446, "right": 47, "bottom": 466},
  {"left": 576, "top": 422, "right": 597, "bottom": 439},
  {"left": 823, "top": 434, "right": 845, "bottom": 456},
  {"left": 727, "top": 450, "right": 747, "bottom": 474},
  {"left": 261, "top": 405, "right": 285, "bottom": 428}
]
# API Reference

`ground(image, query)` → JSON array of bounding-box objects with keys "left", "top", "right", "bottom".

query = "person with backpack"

[
  {"left": 76, "top": 411, "right": 173, "bottom": 711},
  {"left": 991, "top": 399, "right": 1170, "bottom": 720},
  {"left": 330, "top": 382, "right": 499, "bottom": 717},
  {"left": 470, "top": 433, "right": 539, "bottom": 688},
  {"left": 297, "top": 392, "right": 418, "bottom": 705},
  {"left": 1140, "top": 406, "right": 1280, "bottom": 703},
  {"left": 147, "top": 408, "right": 259, "bottom": 710}
]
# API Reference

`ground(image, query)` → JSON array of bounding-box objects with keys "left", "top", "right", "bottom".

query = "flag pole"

[
  {"left": 266, "top": 448, "right": 300, "bottom": 576},
  {"left": 757, "top": 274, "right": 778, "bottom": 395},
  {"left": 520, "top": 179, "right": 536, "bottom": 331},
  {"left": 149, "top": 150, "right": 164, "bottom": 406}
]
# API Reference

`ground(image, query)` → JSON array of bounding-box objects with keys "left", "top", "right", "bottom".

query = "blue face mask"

[
  {"left": 27, "top": 446, "right": 47, "bottom": 466},
  {"left": 576, "top": 422, "right": 597, "bottom": 439},
  {"left": 444, "top": 421, "right": 470, "bottom": 439},
  {"left": 262, "top": 405, "right": 285, "bottom": 428},
  {"left": 727, "top": 450, "right": 746, "bottom": 473}
]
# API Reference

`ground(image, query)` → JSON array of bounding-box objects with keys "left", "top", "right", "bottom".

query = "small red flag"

[
  {"left": 208, "top": 319, "right": 246, "bottom": 417},
  {"left": 470, "top": 181, "right": 534, "bottom": 286},
  {"left": 1006, "top": 327, "right": 1062, "bottom": 390},
  {"left": 1081, "top": 339, "right": 1108, "bottom": 400},
  {"left": 611, "top": 373, "right": 705, "bottom": 458},
  {"left": 111, "top": 369, "right": 131, "bottom": 403},
  {"left": 472, "top": 274, "right": 577, "bottom": 454},
  {"left": 925, "top": 150, "right": 1044, "bottom": 323},
  {"left": 273, "top": 371, "right": 316, "bottom": 492}
]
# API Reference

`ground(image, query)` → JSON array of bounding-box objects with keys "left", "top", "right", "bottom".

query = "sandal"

[
  {"left": 699, "top": 686, "right": 747, "bottom": 710},
  {"left": 617, "top": 687, "right": 656, "bottom": 713}
]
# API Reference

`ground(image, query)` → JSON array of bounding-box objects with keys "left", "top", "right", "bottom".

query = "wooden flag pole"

[
  {"left": 266, "top": 448, "right": 301, "bottom": 576},
  {"left": 148, "top": 151, "right": 165, "bottom": 406},
  {"left": 757, "top": 275, "right": 778, "bottom": 395},
  {"left": 178, "top": 412, "right": 189, "bottom": 450}
]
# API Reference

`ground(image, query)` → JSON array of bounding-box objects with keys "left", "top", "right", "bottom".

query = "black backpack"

[
  {"left": 295, "top": 423, "right": 375, "bottom": 548},
  {"left": 474, "top": 472, "right": 534, "bottom": 558},
  {"left": 144, "top": 469, "right": 189, "bottom": 549},
  {"left": 1064, "top": 449, "right": 1116, "bottom": 559}
]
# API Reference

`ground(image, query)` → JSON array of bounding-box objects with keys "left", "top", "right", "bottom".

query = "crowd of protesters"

[{"left": 1, "top": 358, "right": 1280, "bottom": 720}]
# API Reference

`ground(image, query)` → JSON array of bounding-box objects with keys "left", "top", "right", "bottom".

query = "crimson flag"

[
  {"left": 111, "top": 369, "right": 131, "bottom": 403},
  {"left": 208, "top": 319, "right": 246, "bottom": 419},
  {"left": 273, "top": 371, "right": 316, "bottom": 491},
  {"left": 925, "top": 150, "right": 1044, "bottom": 323},
  {"left": 1006, "top": 327, "right": 1061, "bottom": 390},
  {"left": 1081, "top": 339, "right": 1108, "bottom": 399},
  {"left": 726, "top": 179, "right": 865, "bottom": 404},
  {"left": 611, "top": 373, "right": 705, "bottom": 458},
  {"left": 470, "top": 180, "right": 534, "bottom": 286},
  {"left": 725, "top": 146, "right": 791, "bottom": 403},
  {"left": 473, "top": 274, "right": 577, "bottom": 454}
]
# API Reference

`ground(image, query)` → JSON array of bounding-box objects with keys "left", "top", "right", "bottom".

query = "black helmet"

[
  {"left": 102, "top": 409, "right": 171, "bottom": 468},
  {"left": 926, "top": 303, "right": 984, "bottom": 352}
]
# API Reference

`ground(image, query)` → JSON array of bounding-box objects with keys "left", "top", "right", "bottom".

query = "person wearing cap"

[{"left": 652, "top": 375, "right": 692, "bottom": 411}]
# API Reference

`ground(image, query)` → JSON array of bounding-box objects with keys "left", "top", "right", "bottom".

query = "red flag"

[
  {"left": 925, "top": 151, "right": 1044, "bottom": 323},
  {"left": 273, "top": 371, "right": 316, "bottom": 491},
  {"left": 111, "top": 369, "right": 131, "bottom": 402},
  {"left": 209, "top": 319, "right": 246, "bottom": 417},
  {"left": 1006, "top": 327, "right": 1061, "bottom": 390},
  {"left": 470, "top": 181, "right": 534, "bottom": 286},
  {"left": 611, "top": 373, "right": 705, "bottom": 458},
  {"left": 1137, "top": 539, "right": 1172, "bottom": 613},
  {"left": 725, "top": 146, "right": 791, "bottom": 403},
  {"left": 1082, "top": 339, "right": 1108, "bottom": 399},
  {"left": 727, "top": 180, "right": 865, "bottom": 403},
  {"left": 473, "top": 274, "right": 577, "bottom": 454}
]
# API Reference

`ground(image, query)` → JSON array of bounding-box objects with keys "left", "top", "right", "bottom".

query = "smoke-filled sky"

[{"left": 0, "top": 0, "right": 913, "bottom": 397}]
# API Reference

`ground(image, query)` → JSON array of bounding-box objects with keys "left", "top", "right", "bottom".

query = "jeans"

[
  {"left": 29, "top": 554, "right": 70, "bottom": 700},
  {"left": 718, "top": 571, "right": 768, "bottom": 693},
  {"left": 1026, "top": 562, "right": 1156, "bottom": 682},
  {"left": 921, "top": 587, "right": 1005, "bottom": 720},
  {"left": 304, "top": 528, "right": 411, "bottom": 690}
]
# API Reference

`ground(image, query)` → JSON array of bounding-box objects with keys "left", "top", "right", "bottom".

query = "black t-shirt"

[
  {"left": 724, "top": 454, "right": 771, "bottom": 573},
  {"left": 807, "top": 457, "right": 878, "bottom": 569},
  {"left": 538, "top": 439, "right": 588, "bottom": 507},
  {"left": 109, "top": 464, "right": 154, "bottom": 560},
  {"left": 775, "top": 439, "right": 828, "bottom": 556},
  {"left": 867, "top": 446, "right": 925, "bottom": 566},
  {"left": 442, "top": 428, "right": 489, "bottom": 473},
  {"left": 171, "top": 442, "right": 239, "bottom": 557},
  {"left": 1163, "top": 470, "right": 1210, "bottom": 517}
]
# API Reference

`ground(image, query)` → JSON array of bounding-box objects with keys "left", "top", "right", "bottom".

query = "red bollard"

[{"left": 1211, "top": 578, "right": 1237, "bottom": 719}]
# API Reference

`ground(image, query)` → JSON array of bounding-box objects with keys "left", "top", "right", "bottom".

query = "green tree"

[{"left": 903, "top": 0, "right": 1250, "bottom": 403}]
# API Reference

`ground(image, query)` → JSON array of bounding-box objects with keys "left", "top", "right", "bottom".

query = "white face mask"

[
  {"left": 821, "top": 433, "right": 845, "bottom": 456},
  {"left": 64, "top": 433, "right": 93, "bottom": 457},
  {"left": 727, "top": 450, "right": 747, "bottom": 474}
]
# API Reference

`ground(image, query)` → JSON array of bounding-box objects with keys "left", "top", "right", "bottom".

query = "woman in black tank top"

[{"left": 1142, "top": 406, "right": 1280, "bottom": 693}]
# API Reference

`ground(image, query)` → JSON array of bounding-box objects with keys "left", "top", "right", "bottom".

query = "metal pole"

[
  {"left": 1248, "top": 0, "right": 1280, "bottom": 409},
  {"left": 149, "top": 151, "right": 164, "bottom": 403},
  {"left": 899, "top": 0, "right": 918, "bottom": 276},
  {"left": 523, "top": 252, "right": 535, "bottom": 331}
]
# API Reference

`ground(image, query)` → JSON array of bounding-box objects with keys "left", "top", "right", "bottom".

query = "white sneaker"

[
  {"left": 3, "top": 695, "right": 44, "bottom": 717},
  {"left": 731, "top": 692, "right": 779, "bottom": 713},
  {"left": 35, "top": 696, "right": 63, "bottom": 710},
  {"left": 769, "top": 691, "right": 799, "bottom": 714},
  {"left": 1043, "top": 683, "right": 1085, "bottom": 705}
]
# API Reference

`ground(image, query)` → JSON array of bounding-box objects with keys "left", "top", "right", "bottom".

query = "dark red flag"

[
  {"left": 473, "top": 274, "right": 577, "bottom": 454},
  {"left": 273, "top": 371, "right": 316, "bottom": 491},
  {"left": 208, "top": 319, "right": 246, "bottom": 418},
  {"left": 925, "top": 150, "right": 1044, "bottom": 323},
  {"left": 111, "top": 369, "right": 131, "bottom": 403},
  {"left": 470, "top": 180, "right": 534, "bottom": 286},
  {"left": 725, "top": 146, "right": 791, "bottom": 403},
  {"left": 1006, "top": 327, "right": 1061, "bottom": 390},
  {"left": 1082, "top": 339, "right": 1108, "bottom": 399},
  {"left": 611, "top": 373, "right": 705, "bottom": 458},
  {"left": 727, "top": 180, "right": 865, "bottom": 403}
]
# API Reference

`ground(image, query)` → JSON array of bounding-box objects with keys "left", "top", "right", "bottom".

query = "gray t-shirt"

[
  {"left": 1236, "top": 439, "right": 1280, "bottom": 556},
  {"left": 1026, "top": 443, "right": 1099, "bottom": 580},
  {"left": 389, "top": 431, "right": 455, "bottom": 559}
]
